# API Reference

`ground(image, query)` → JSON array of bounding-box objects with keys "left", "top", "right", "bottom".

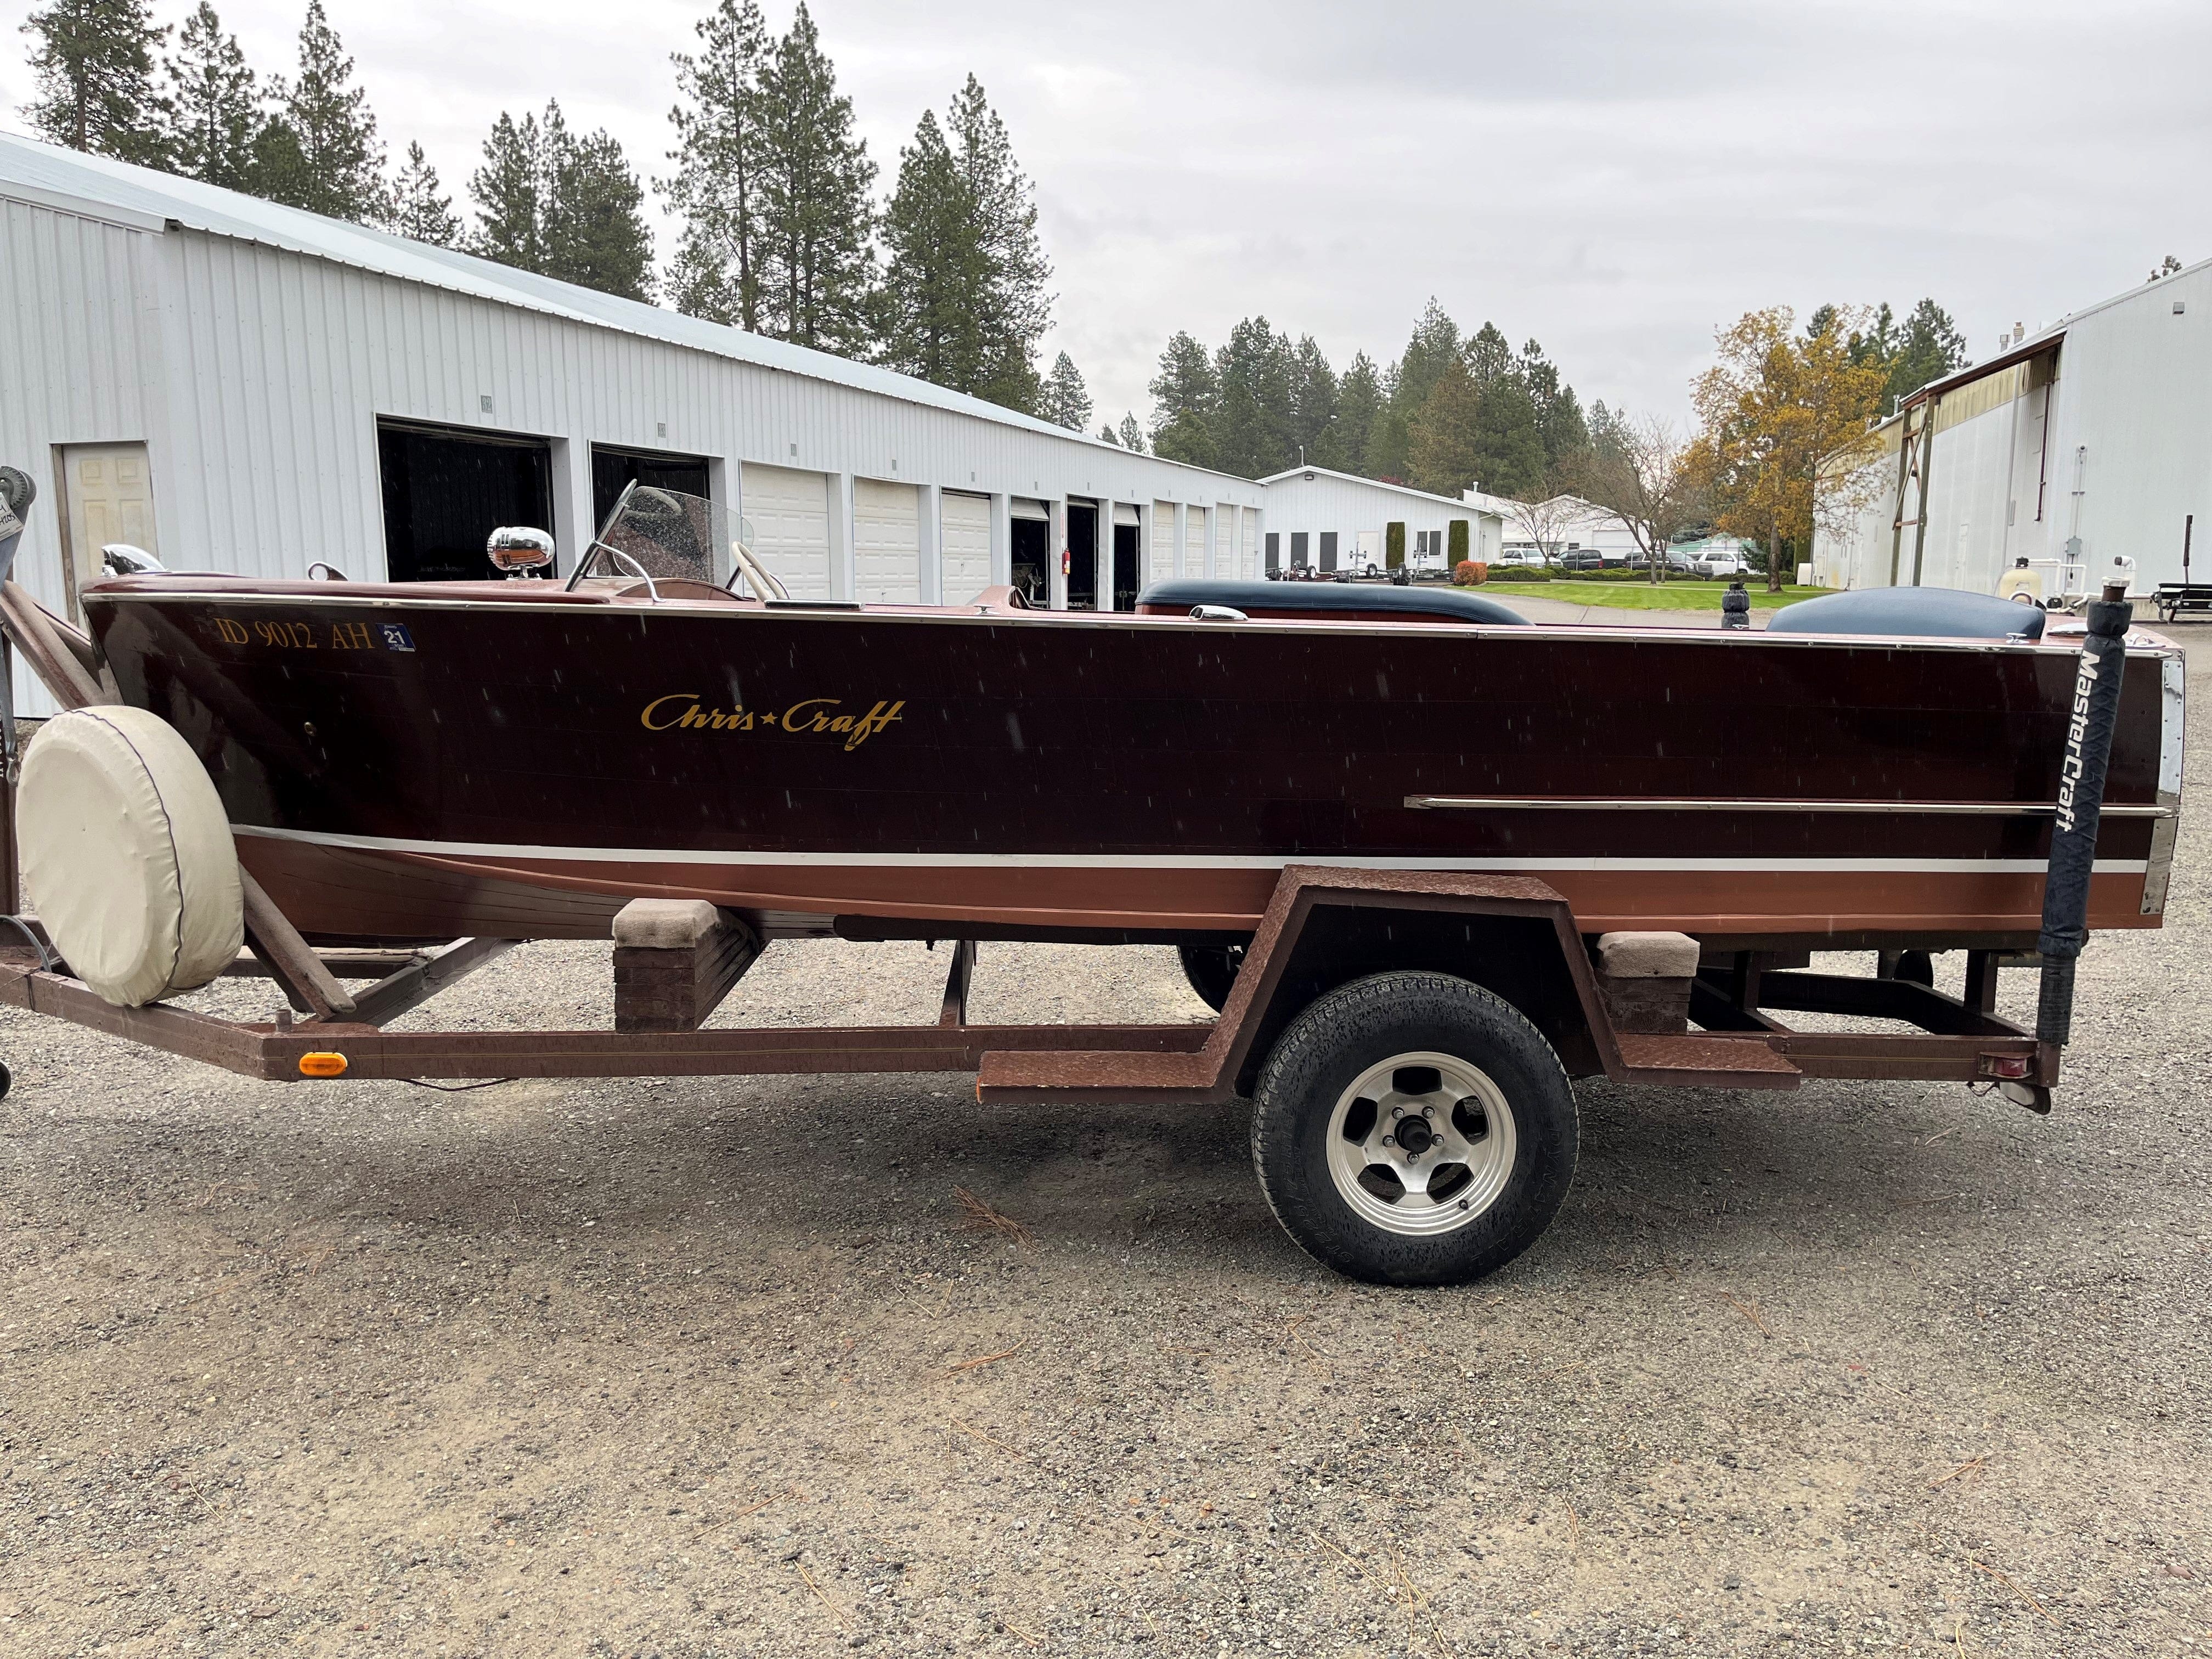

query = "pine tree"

[
  {"left": 879, "top": 77, "right": 1050, "bottom": 409},
  {"left": 1336, "top": 352, "right": 1384, "bottom": 477},
  {"left": 160, "top": 1, "right": 257, "bottom": 189},
  {"left": 878, "top": 110, "right": 976, "bottom": 381},
  {"left": 20, "top": 0, "right": 168, "bottom": 163},
  {"left": 546, "top": 126, "right": 653, "bottom": 300},
  {"left": 1285, "top": 335, "right": 1340, "bottom": 470},
  {"left": 944, "top": 75, "right": 1051, "bottom": 411},
  {"left": 267, "top": 0, "right": 384, "bottom": 222},
  {"left": 1460, "top": 321, "right": 1544, "bottom": 498},
  {"left": 469, "top": 109, "right": 545, "bottom": 271},
  {"left": 469, "top": 104, "right": 653, "bottom": 300},
  {"left": 387, "top": 140, "right": 459, "bottom": 245},
  {"left": 1036, "top": 352, "right": 1091, "bottom": 431},
  {"left": 248, "top": 114, "right": 309, "bottom": 205},
  {"left": 662, "top": 0, "right": 771, "bottom": 329},
  {"left": 1099, "top": 421, "right": 1120, "bottom": 445},
  {"left": 1880, "top": 298, "right": 1969, "bottom": 409},
  {"left": 1149, "top": 331, "right": 1218, "bottom": 467},
  {"left": 754, "top": 3, "right": 877, "bottom": 353},
  {"left": 1213, "top": 318, "right": 1294, "bottom": 478},
  {"left": 1116, "top": 413, "right": 1146, "bottom": 453},
  {"left": 1407, "top": 355, "right": 1484, "bottom": 498},
  {"left": 1367, "top": 298, "right": 1460, "bottom": 481},
  {"left": 1518, "top": 339, "right": 1588, "bottom": 471}
]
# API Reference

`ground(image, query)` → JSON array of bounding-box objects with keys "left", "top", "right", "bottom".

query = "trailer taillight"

[{"left": 299, "top": 1052, "right": 348, "bottom": 1078}]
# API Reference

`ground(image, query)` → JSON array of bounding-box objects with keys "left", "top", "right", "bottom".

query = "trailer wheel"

[
  {"left": 1250, "top": 972, "right": 1578, "bottom": 1286},
  {"left": 1178, "top": 941, "right": 1246, "bottom": 1013}
]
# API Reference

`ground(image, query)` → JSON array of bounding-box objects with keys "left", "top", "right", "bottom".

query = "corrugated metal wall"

[
  {"left": 3, "top": 200, "right": 1268, "bottom": 710},
  {"left": 1261, "top": 474, "right": 1494, "bottom": 563},
  {"left": 1818, "top": 261, "right": 2212, "bottom": 597}
]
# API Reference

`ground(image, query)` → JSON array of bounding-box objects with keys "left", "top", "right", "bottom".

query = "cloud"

[{"left": 6, "top": 0, "right": 2209, "bottom": 433}]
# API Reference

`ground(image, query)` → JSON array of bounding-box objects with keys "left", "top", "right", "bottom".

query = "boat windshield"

[{"left": 591, "top": 484, "right": 786, "bottom": 598}]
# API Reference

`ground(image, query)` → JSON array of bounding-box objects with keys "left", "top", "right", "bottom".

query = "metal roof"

[
  {"left": 1255, "top": 464, "right": 1502, "bottom": 514},
  {"left": 0, "top": 130, "right": 1247, "bottom": 483},
  {"left": 1900, "top": 327, "right": 2065, "bottom": 410}
]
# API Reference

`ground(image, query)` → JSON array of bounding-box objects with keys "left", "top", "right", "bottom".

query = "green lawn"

[{"left": 1477, "top": 581, "right": 1826, "bottom": 612}]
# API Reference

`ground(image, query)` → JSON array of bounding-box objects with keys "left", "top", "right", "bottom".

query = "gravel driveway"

[{"left": 2, "top": 637, "right": 2207, "bottom": 1659}]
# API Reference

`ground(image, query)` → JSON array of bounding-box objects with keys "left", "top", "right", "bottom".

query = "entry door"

[
  {"left": 1319, "top": 531, "right": 1339, "bottom": 572},
  {"left": 59, "top": 442, "right": 157, "bottom": 620}
]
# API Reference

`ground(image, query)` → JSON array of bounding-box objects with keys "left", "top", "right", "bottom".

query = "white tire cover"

[{"left": 19, "top": 707, "right": 244, "bottom": 1007}]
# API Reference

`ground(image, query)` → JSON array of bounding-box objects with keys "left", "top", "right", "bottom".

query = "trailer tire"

[{"left": 1250, "top": 972, "right": 1578, "bottom": 1286}]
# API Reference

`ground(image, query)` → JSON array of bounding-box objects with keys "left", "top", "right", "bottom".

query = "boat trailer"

[{"left": 0, "top": 469, "right": 2142, "bottom": 1279}]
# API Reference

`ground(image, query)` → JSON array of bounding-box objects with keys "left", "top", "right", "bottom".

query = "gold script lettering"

[
  {"left": 782, "top": 697, "right": 837, "bottom": 733},
  {"left": 214, "top": 618, "right": 250, "bottom": 646},
  {"left": 640, "top": 693, "right": 700, "bottom": 731},
  {"left": 845, "top": 699, "right": 904, "bottom": 751}
]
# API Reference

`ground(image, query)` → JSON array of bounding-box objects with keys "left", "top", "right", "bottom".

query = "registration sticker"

[{"left": 380, "top": 622, "right": 416, "bottom": 652}]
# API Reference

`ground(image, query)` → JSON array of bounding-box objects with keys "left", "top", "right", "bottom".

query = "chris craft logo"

[{"left": 640, "top": 694, "right": 905, "bottom": 752}]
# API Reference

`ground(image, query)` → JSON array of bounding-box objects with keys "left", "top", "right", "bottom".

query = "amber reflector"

[{"left": 298, "top": 1052, "right": 349, "bottom": 1078}]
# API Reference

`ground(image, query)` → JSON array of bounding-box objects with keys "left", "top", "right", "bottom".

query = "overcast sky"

[{"left": 7, "top": 0, "right": 2210, "bottom": 428}]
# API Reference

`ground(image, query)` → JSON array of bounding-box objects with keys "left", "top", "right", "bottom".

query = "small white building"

[
  {"left": 1, "top": 133, "right": 1268, "bottom": 713},
  {"left": 1256, "top": 466, "right": 1503, "bottom": 573},
  {"left": 1815, "top": 256, "right": 2212, "bottom": 597},
  {"left": 1470, "top": 492, "right": 1643, "bottom": 564}
]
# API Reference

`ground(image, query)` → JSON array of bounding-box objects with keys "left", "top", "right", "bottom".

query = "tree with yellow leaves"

[{"left": 1688, "top": 307, "right": 1888, "bottom": 591}]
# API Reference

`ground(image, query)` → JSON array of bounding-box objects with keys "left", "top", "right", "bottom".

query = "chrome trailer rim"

[{"left": 1324, "top": 1051, "right": 1519, "bottom": 1237}]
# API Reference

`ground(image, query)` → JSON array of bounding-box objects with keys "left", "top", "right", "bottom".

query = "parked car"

[
  {"left": 1558, "top": 550, "right": 1607, "bottom": 571},
  {"left": 1692, "top": 550, "right": 1751, "bottom": 578}
]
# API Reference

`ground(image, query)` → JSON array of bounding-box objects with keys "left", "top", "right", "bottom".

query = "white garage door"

[
  {"left": 1151, "top": 501, "right": 1177, "bottom": 584},
  {"left": 740, "top": 463, "right": 831, "bottom": 599},
  {"left": 853, "top": 478, "right": 920, "bottom": 603},
  {"left": 1186, "top": 506, "right": 1208, "bottom": 579},
  {"left": 1241, "top": 510, "right": 1258, "bottom": 580},
  {"left": 941, "top": 492, "right": 992, "bottom": 603}
]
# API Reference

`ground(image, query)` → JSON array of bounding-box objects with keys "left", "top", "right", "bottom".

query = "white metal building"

[
  {"left": 1256, "top": 466, "right": 1503, "bottom": 574},
  {"left": 1814, "top": 257, "right": 2212, "bottom": 597},
  {"left": 1469, "top": 492, "right": 1644, "bottom": 564},
  {"left": 0, "top": 133, "right": 1269, "bottom": 712}
]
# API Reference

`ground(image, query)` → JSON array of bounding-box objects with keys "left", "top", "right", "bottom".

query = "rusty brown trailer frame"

[{"left": 0, "top": 866, "right": 2056, "bottom": 1101}]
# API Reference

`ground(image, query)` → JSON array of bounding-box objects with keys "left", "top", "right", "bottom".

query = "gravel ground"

[{"left": 3, "top": 637, "right": 2209, "bottom": 1659}]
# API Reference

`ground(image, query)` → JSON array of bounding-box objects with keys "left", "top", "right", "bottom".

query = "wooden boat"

[
  {"left": 0, "top": 456, "right": 2170, "bottom": 1286},
  {"left": 80, "top": 555, "right": 2183, "bottom": 954}
]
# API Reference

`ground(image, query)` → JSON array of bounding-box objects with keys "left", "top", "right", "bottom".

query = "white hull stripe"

[{"left": 231, "top": 824, "right": 2149, "bottom": 877}]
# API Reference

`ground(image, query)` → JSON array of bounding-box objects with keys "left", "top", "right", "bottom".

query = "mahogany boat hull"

[{"left": 83, "top": 578, "right": 2180, "bottom": 946}]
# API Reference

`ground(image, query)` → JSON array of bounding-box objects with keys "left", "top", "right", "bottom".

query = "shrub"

[
  {"left": 1385, "top": 522, "right": 1406, "bottom": 568},
  {"left": 1448, "top": 520, "right": 1470, "bottom": 563},
  {"left": 1492, "top": 566, "right": 1551, "bottom": 582},
  {"left": 1452, "top": 560, "right": 1487, "bottom": 586}
]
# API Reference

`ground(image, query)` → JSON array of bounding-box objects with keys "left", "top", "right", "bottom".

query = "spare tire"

[{"left": 19, "top": 707, "right": 243, "bottom": 1006}]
